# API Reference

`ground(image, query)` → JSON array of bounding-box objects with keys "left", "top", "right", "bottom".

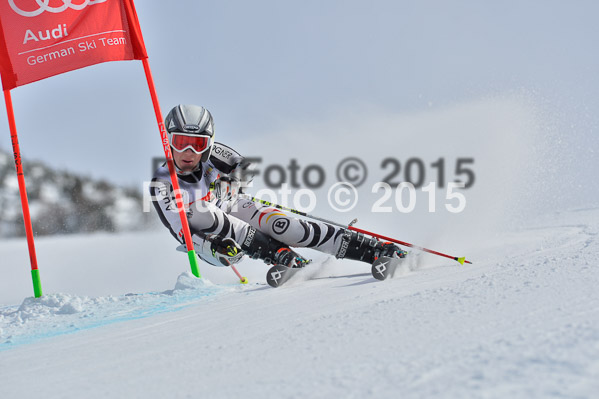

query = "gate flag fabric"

[
  {"left": 1, "top": 0, "right": 203, "bottom": 298},
  {"left": 0, "top": 0, "right": 148, "bottom": 90}
]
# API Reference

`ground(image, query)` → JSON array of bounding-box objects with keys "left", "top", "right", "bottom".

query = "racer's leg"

[
  {"left": 225, "top": 198, "right": 407, "bottom": 264},
  {"left": 191, "top": 199, "right": 307, "bottom": 267},
  {"left": 226, "top": 198, "right": 344, "bottom": 256}
]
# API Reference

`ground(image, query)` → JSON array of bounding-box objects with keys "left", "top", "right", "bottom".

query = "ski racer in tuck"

[{"left": 150, "top": 104, "right": 407, "bottom": 270}]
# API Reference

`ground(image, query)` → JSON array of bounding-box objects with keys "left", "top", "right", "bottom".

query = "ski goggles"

[{"left": 170, "top": 132, "right": 213, "bottom": 154}]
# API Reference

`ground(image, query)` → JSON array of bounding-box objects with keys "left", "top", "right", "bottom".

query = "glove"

[
  {"left": 211, "top": 176, "right": 241, "bottom": 201},
  {"left": 208, "top": 235, "right": 244, "bottom": 266}
]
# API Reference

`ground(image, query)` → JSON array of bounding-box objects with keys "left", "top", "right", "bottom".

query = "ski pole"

[
  {"left": 241, "top": 195, "right": 472, "bottom": 265},
  {"left": 348, "top": 226, "right": 471, "bottom": 265},
  {"left": 184, "top": 232, "right": 249, "bottom": 284},
  {"left": 230, "top": 265, "right": 248, "bottom": 284}
]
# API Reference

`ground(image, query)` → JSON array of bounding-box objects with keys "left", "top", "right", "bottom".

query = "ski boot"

[
  {"left": 241, "top": 227, "right": 310, "bottom": 268},
  {"left": 336, "top": 230, "right": 407, "bottom": 280},
  {"left": 376, "top": 241, "right": 408, "bottom": 260},
  {"left": 273, "top": 247, "right": 311, "bottom": 268},
  {"left": 336, "top": 230, "right": 406, "bottom": 263}
]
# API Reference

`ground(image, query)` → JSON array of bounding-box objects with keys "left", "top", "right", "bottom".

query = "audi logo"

[{"left": 8, "top": 0, "right": 108, "bottom": 17}]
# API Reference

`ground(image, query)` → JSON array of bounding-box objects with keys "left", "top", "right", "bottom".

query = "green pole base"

[
  {"left": 187, "top": 250, "right": 202, "bottom": 278},
  {"left": 31, "top": 268, "right": 42, "bottom": 298}
]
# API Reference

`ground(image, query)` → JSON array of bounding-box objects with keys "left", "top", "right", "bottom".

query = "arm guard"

[{"left": 210, "top": 142, "right": 255, "bottom": 188}]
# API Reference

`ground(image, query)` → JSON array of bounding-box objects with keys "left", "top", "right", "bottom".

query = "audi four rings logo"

[{"left": 8, "top": 0, "right": 108, "bottom": 17}]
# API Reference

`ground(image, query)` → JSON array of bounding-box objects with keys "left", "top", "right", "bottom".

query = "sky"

[{"left": 0, "top": 0, "right": 598, "bottom": 216}]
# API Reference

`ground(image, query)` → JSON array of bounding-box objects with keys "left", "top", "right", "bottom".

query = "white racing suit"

[{"left": 150, "top": 142, "right": 348, "bottom": 266}]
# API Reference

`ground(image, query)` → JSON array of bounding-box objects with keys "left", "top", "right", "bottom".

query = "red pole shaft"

[
  {"left": 349, "top": 226, "right": 472, "bottom": 264},
  {"left": 140, "top": 58, "right": 201, "bottom": 277},
  {"left": 3, "top": 90, "right": 42, "bottom": 297}
]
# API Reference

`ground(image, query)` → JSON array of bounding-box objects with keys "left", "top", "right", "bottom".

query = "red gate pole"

[
  {"left": 3, "top": 89, "right": 42, "bottom": 297},
  {"left": 140, "top": 59, "right": 202, "bottom": 278}
]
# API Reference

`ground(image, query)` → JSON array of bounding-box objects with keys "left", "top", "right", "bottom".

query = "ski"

[
  {"left": 371, "top": 256, "right": 401, "bottom": 281},
  {"left": 266, "top": 265, "right": 303, "bottom": 288}
]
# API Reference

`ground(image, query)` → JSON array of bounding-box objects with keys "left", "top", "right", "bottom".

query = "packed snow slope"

[
  {"left": 1, "top": 206, "right": 598, "bottom": 399},
  {"left": 1, "top": 95, "right": 597, "bottom": 398}
]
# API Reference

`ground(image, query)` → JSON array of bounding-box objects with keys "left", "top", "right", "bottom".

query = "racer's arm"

[
  {"left": 149, "top": 175, "right": 251, "bottom": 266},
  {"left": 209, "top": 142, "right": 255, "bottom": 201}
]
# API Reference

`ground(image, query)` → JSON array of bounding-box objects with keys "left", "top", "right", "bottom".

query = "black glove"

[{"left": 209, "top": 235, "right": 244, "bottom": 266}]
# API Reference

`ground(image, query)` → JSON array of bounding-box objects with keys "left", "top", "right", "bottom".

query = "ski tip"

[{"left": 457, "top": 257, "right": 466, "bottom": 265}]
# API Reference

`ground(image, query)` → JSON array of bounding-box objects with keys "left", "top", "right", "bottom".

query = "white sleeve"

[
  {"left": 149, "top": 176, "right": 251, "bottom": 265},
  {"left": 149, "top": 177, "right": 187, "bottom": 243}
]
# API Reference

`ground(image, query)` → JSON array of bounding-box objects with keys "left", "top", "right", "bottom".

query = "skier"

[{"left": 150, "top": 104, "right": 406, "bottom": 271}]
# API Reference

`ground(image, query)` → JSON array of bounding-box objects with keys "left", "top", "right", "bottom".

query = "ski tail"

[{"left": 371, "top": 256, "right": 402, "bottom": 281}]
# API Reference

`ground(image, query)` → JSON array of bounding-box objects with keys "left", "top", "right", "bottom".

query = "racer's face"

[{"left": 173, "top": 148, "right": 202, "bottom": 173}]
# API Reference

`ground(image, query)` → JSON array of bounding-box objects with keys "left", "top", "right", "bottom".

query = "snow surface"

[
  {"left": 0, "top": 94, "right": 597, "bottom": 397},
  {"left": 1, "top": 207, "right": 598, "bottom": 398}
]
